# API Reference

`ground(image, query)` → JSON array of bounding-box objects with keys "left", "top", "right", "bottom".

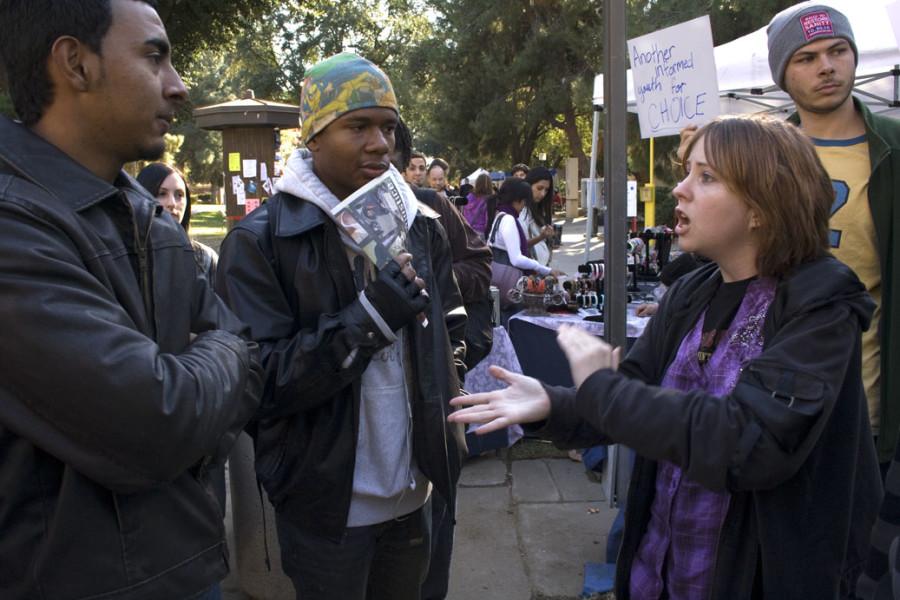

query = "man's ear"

[
  {"left": 47, "top": 36, "right": 99, "bottom": 93},
  {"left": 306, "top": 136, "right": 319, "bottom": 153}
]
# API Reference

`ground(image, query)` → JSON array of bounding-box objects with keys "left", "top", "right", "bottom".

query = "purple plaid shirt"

[{"left": 629, "top": 278, "right": 775, "bottom": 600}]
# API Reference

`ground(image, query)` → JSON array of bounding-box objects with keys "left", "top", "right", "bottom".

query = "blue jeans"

[{"left": 276, "top": 502, "right": 432, "bottom": 600}]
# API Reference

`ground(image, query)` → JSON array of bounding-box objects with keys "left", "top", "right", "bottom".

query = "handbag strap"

[{"left": 488, "top": 212, "right": 506, "bottom": 244}]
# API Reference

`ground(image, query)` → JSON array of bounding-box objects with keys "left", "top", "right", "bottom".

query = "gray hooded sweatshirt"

[{"left": 275, "top": 150, "right": 429, "bottom": 527}]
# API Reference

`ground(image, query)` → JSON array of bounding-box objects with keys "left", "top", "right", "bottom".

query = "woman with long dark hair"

[
  {"left": 137, "top": 163, "right": 217, "bottom": 283},
  {"left": 487, "top": 178, "right": 562, "bottom": 324},
  {"left": 522, "top": 167, "right": 556, "bottom": 266}
]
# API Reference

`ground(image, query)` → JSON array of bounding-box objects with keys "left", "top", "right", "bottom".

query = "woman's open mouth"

[{"left": 674, "top": 208, "right": 690, "bottom": 235}]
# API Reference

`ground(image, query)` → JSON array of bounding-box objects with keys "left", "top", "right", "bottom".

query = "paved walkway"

[{"left": 448, "top": 448, "right": 617, "bottom": 600}]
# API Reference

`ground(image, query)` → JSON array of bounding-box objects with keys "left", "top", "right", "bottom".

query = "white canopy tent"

[
  {"left": 584, "top": 0, "right": 900, "bottom": 261},
  {"left": 463, "top": 167, "right": 489, "bottom": 185},
  {"left": 593, "top": 0, "right": 900, "bottom": 117}
]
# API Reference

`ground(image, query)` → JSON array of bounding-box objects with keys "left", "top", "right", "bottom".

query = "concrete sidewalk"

[
  {"left": 549, "top": 216, "right": 605, "bottom": 276},
  {"left": 448, "top": 448, "right": 617, "bottom": 600},
  {"left": 448, "top": 215, "right": 618, "bottom": 600}
]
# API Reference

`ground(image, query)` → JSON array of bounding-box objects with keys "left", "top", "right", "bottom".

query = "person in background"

[
  {"left": 391, "top": 118, "right": 492, "bottom": 600},
  {"left": 427, "top": 158, "right": 449, "bottom": 192},
  {"left": 137, "top": 163, "right": 217, "bottom": 283},
  {"left": 404, "top": 150, "right": 427, "bottom": 187},
  {"left": 462, "top": 172, "right": 492, "bottom": 238},
  {"left": 521, "top": 167, "right": 556, "bottom": 267},
  {"left": 487, "top": 178, "right": 562, "bottom": 324},
  {"left": 510, "top": 163, "right": 530, "bottom": 179},
  {"left": 634, "top": 253, "right": 707, "bottom": 318},
  {"left": 451, "top": 115, "right": 881, "bottom": 598}
]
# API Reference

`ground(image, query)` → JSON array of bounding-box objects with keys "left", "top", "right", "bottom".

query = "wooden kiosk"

[{"left": 193, "top": 91, "right": 300, "bottom": 229}]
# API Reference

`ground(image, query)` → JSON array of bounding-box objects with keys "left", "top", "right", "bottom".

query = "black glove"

[{"left": 364, "top": 260, "right": 430, "bottom": 332}]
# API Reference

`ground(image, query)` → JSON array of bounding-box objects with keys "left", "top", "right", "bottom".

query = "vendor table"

[
  {"left": 463, "top": 325, "right": 524, "bottom": 455},
  {"left": 507, "top": 305, "right": 649, "bottom": 387}
]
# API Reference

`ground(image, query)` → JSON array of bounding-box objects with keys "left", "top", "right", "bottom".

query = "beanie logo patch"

[{"left": 800, "top": 11, "right": 834, "bottom": 41}]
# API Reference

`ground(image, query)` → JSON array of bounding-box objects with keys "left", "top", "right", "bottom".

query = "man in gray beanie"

[{"left": 767, "top": 4, "right": 900, "bottom": 598}]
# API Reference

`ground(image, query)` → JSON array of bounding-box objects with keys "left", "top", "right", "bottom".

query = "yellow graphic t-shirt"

[{"left": 815, "top": 136, "right": 882, "bottom": 432}]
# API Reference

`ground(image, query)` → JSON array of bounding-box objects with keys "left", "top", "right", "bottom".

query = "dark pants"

[
  {"left": 421, "top": 492, "right": 455, "bottom": 600},
  {"left": 276, "top": 503, "right": 432, "bottom": 600},
  {"left": 191, "top": 585, "right": 222, "bottom": 600}
]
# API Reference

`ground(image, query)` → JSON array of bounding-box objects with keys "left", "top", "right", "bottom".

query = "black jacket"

[
  {"left": 0, "top": 117, "right": 262, "bottom": 599},
  {"left": 216, "top": 192, "right": 467, "bottom": 538},
  {"left": 541, "top": 256, "right": 881, "bottom": 599}
]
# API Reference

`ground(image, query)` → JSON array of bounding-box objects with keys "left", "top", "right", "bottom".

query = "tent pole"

[
  {"left": 585, "top": 107, "right": 602, "bottom": 265},
  {"left": 894, "top": 64, "right": 899, "bottom": 105},
  {"left": 604, "top": 0, "right": 629, "bottom": 510},
  {"left": 603, "top": 0, "right": 627, "bottom": 352}
]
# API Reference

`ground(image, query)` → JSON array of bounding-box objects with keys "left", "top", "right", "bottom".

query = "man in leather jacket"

[
  {"left": 0, "top": 1, "right": 263, "bottom": 599},
  {"left": 216, "top": 52, "right": 467, "bottom": 600}
]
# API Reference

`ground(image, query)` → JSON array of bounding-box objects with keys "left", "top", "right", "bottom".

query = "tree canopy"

[{"left": 1, "top": 0, "right": 800, "bottom": 195}]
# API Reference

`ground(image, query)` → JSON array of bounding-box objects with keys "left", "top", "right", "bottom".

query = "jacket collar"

[
  {"left": 0, "top": 116, "right": 139, "bottom": 211},
  {"left": 274, "top": 192, "right": 328, "bottom": 238},
  {"left": 786, "top": 96, "right": 890, "bottom": 169}
]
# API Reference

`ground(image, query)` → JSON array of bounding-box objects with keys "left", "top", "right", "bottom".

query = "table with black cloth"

[{"left": 507, "top": 306, "right": 649, "bottom": 387}]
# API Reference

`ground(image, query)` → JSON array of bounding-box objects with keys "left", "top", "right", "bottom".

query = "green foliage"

[
  {"left": 155, "top": 0, "right": 281, "bottom": 73},
  {"left": 405, "top": 0, "right": 603, "bottom": 176},
  {"left": 150, "top": 0, "right": 801, "bottom": 191},
  {"left": 624, "top": 0, "right": 798, "bottom": 190}
]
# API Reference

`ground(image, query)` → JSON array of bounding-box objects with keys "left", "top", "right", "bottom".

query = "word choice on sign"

[
  {"left": 646, "top": 93, "right": 708, "bottom": 131},
  {"left": 627, "top": 15, "right": 719, "bottom": 138}
]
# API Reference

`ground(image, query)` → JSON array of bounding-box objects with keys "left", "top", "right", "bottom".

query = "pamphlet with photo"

[{"left": 331, "top": 170, "right": 410, "bottom": 268}]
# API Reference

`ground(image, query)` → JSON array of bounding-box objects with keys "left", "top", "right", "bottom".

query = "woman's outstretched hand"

[
  {"left": 557, "top": 325, "right": 621, "bottom": 388},
  {"left": 448, "top": 366, "right": 550, "bottom": 434}
]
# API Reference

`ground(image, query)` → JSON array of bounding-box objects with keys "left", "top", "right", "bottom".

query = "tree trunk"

[{"left": 558, "top": 103, "right": 589, "bottom": 175}]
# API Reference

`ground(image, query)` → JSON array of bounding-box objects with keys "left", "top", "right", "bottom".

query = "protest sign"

[{"left": 628, "top": 15, "right": 719, "bottom": 138}]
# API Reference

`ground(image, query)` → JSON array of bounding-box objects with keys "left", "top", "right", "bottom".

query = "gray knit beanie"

[{"left": 766, "top": 3, "right": 858, "bottom": 90}]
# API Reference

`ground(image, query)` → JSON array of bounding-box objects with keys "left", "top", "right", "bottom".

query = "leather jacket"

[
  {"left": 541, "top": 256, "right": 881, "bottom": 598},
  {"left": 216, "top": 192, "right": 467, "bottom": 539},
  {"left": 0, "top": 117, "right": 263, "bottom": 599}
]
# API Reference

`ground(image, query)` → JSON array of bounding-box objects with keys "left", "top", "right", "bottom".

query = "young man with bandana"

[{"left": 216, "top": 52, "right": 467, "bottom": 600}]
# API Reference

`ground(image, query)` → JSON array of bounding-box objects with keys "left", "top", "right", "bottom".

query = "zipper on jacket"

[{"left": 130, "top": 197, "right": 156, "bottom": 335}]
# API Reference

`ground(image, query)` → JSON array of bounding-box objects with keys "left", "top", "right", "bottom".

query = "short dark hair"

[
  {"left": 0, "top": 0, "right": 157, "bottom": 125},
  {"left": 683, "top": 115, "right": 830, "bottom": 278},
  {"left": 511, "top": 163, "right": 530, "bottom": 176},
  {"left": 409, "top": 151, "right": 426, "bottom": 163},
  {"left": 428, "top": 158, "right": 449, "bottom": 175}
]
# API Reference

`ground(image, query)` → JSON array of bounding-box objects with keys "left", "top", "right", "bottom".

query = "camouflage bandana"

[{"left": 300, "top": 52, "right": 399, "bottom": 143}]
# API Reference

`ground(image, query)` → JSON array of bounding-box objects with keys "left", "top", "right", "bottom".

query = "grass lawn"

[{"left": 190, "top": 205, "right": 227, "bottom": 252}]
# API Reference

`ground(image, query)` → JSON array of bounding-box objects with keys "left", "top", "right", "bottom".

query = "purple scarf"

[{"left": 496, "top": 204, "right": 529, "bottom": 257}]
